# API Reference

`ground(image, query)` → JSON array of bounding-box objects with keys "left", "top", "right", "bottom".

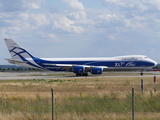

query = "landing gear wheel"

[
  {"left": 76, "top": 73, "right": 82, "bottom": 76},
  {"left": 83, "top": 73, "right": 88, "bottom": 76},
  {"left": 76, "top": 73, "right": 88, "bottom": 76},
  {"left": 140, "top": 72, "right": 143, "bottom": 76}
]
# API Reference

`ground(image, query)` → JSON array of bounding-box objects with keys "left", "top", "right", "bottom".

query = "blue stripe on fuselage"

[{"left": 31, "top": 58, "right": 155, "bottom": 71}]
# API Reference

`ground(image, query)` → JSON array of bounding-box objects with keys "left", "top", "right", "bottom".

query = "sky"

[{"left": 0, "top": 0, "right": 160, "bottom": 64}]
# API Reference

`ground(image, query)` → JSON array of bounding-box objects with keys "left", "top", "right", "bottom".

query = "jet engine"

[
  {"left": 91, "top": 67, "right": 103, "bottom": 74},
  {"left": 73, "top": 66, "right": 85, "bottom": 73}
]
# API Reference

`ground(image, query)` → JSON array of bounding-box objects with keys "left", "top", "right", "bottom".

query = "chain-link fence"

[{"left": 0, "top": 76, "right": 160, "bottom": 120}]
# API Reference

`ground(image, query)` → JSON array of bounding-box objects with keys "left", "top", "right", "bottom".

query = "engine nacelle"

[
  {"left": 91, "top": 67, "right": 103, "bottom": 74},
  {"left": 73, "top": 66, "right": 85, "bottom": 73}
]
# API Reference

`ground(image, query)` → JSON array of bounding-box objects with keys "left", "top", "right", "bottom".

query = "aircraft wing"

[
  {"left": 42, "top": 64, "right": 73, "bottom": 70},
  {"left": 42, "top": 63, "right": 108, "bottom": 71}
]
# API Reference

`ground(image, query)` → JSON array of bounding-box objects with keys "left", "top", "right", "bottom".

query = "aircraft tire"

[
  {"left": 82, "top": 73, "right": 88, "bottom": 76},
  {"left": 140, "top": 72, "right": 143, "bottom": 76},
  {"left": 76, "top": 73, "right": 88, "bottom": 76},
  {"left": 76, "top": 73, "right": 80, "bottom": 76}
]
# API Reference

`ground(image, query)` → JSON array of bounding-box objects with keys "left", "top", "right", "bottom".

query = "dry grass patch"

[{"left": 0, "top": 76, "right": 160, "bottom": 119}]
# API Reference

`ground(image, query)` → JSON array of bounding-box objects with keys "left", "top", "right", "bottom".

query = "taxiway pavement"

[{"left": 0, "top": 72, "right": 160, "bottom": 80}]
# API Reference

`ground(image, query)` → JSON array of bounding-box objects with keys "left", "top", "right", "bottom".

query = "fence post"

[
  {"left": 141, "top": 79, "right": 144, "bottom": 94},
  {"left": 51, "top": 88, "right": 54, "bottom": 120},
  {"left": 132, "top": 87, "right": 135, "bottom": 120},
  {"left": 154, "top": 76, "right": 156, "bottom": 92}
]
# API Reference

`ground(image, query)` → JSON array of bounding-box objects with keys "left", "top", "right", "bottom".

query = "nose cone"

[
  {"left": 148, "top": 59, "right": 158, "bottom": 67},
  {"left": 153, "top": 61, "right": 158, "bottom": 67},
  {"left": 150, "top": 59, "right": 158, "bottom": 67}
]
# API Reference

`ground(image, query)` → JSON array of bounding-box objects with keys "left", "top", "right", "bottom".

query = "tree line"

[{"left": 0, "top": 65, "right": 42, "bottom": 72}]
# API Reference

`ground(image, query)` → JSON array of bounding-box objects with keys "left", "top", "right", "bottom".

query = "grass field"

[{"left": 0, "top": 73, "right": 160, "bottom": 120}]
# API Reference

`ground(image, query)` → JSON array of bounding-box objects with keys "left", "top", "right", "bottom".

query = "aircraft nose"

[
  {"left": 152, "top": 60, "right": 158, "bottom": 67},
  {"left": 148, "top": 58, "right": 158, "bottom": 67},
  {"left": 154, "top": 61, "right": 158, "bottom": 67}
]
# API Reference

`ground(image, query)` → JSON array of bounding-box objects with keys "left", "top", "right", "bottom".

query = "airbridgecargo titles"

[{"left": 4, "top": 39, "right": 158, "bottom": 76}]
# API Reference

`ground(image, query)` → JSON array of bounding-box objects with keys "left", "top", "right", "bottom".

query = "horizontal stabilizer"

[{"left": 5, "top": 59, "right": 27, "bottom": 64}]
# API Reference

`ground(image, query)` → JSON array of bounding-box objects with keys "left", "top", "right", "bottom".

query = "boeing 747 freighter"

[{"left": 4, "top": 39, "right": 157, "bottom": 76}]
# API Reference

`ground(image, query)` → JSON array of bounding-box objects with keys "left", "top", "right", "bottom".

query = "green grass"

[
  {"left": 1, "top": 92, "right": 160, "bottom": 115},
  {"left": 56, "top": 94, "right": 129, "bottom": 114},
  {"left": 0, "top": 76, "right": 160, "bottom": 119},
  {"left": 0, "top": 95, "right": 51, "bottom": 115},
  {"left": 55, "top": 92, "right": 160, "bottom": 114}
]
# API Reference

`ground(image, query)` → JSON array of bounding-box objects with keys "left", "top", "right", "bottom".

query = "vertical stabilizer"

[{"left": 4, "top": 39, "right": 34, "bottom": 60}]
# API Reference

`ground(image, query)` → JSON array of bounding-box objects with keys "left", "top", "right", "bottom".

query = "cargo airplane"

[{"left": 4, "top": 39, "right": 158, "bottom": 76}]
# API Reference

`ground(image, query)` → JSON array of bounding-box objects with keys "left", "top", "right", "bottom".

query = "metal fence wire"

[{"left": 53, "top": 91, "right": 160, "bottom": 120}]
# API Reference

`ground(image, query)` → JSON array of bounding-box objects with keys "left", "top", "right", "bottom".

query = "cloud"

[
  {"left": 101, "top": 0, "right": 160, "bottom": 14},
  {"left": 1, "top": 0, "right": 160, "bottom": 64},
  {"left": 0, "top": 11, "right": 85, "bottom": 39},
  {"left": 61, "top": 0, "right": 84, "bottom": 10},
  {"left": 39, "top": 32, "right": 60, "bottom": 42},
  {"left": 66, "top": 11, "right": 86, "bottom": 20},
  {"left": 19, "top": 13, "right": 50, "bottom": 28},
  {"left": 48, "top": 34, "right": 56, "bottom": 38},
  {"left": 94, "top": 13, "right": 124, "bottom": 30},
  {"left": 96, "top": 14, "right": 117, "bottom": 21},
  {"left": 107, "top": 35, "right": 116, "bottom": 40},
  {"left": 0, "top": 0, "right": 44, "bottom": 12},
  {"left": 25, "top": 0, "right": 44, "bottom": 9},
  {"left": 40, "top": 32, "right": 56, "bottom": 38},
  {"left": 53, "top": 15, "right": 84, "bottom": 34}
]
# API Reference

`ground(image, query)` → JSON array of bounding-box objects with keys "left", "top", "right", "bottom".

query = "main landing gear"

[{"left": 76, "top": 73, "right": 88, "bottom": 76}]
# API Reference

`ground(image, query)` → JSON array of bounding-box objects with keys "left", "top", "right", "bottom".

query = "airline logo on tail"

[
  {"left": 4, "top": 39, "right": 43, "bottom": 69},
  {"left": 4, "top": 39, "right": 34, "bottom": 60}
]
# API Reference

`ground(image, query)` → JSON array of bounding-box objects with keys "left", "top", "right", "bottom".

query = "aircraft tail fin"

[{"left": 4, "top": 39, "right": 35, "bottom": 60}]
